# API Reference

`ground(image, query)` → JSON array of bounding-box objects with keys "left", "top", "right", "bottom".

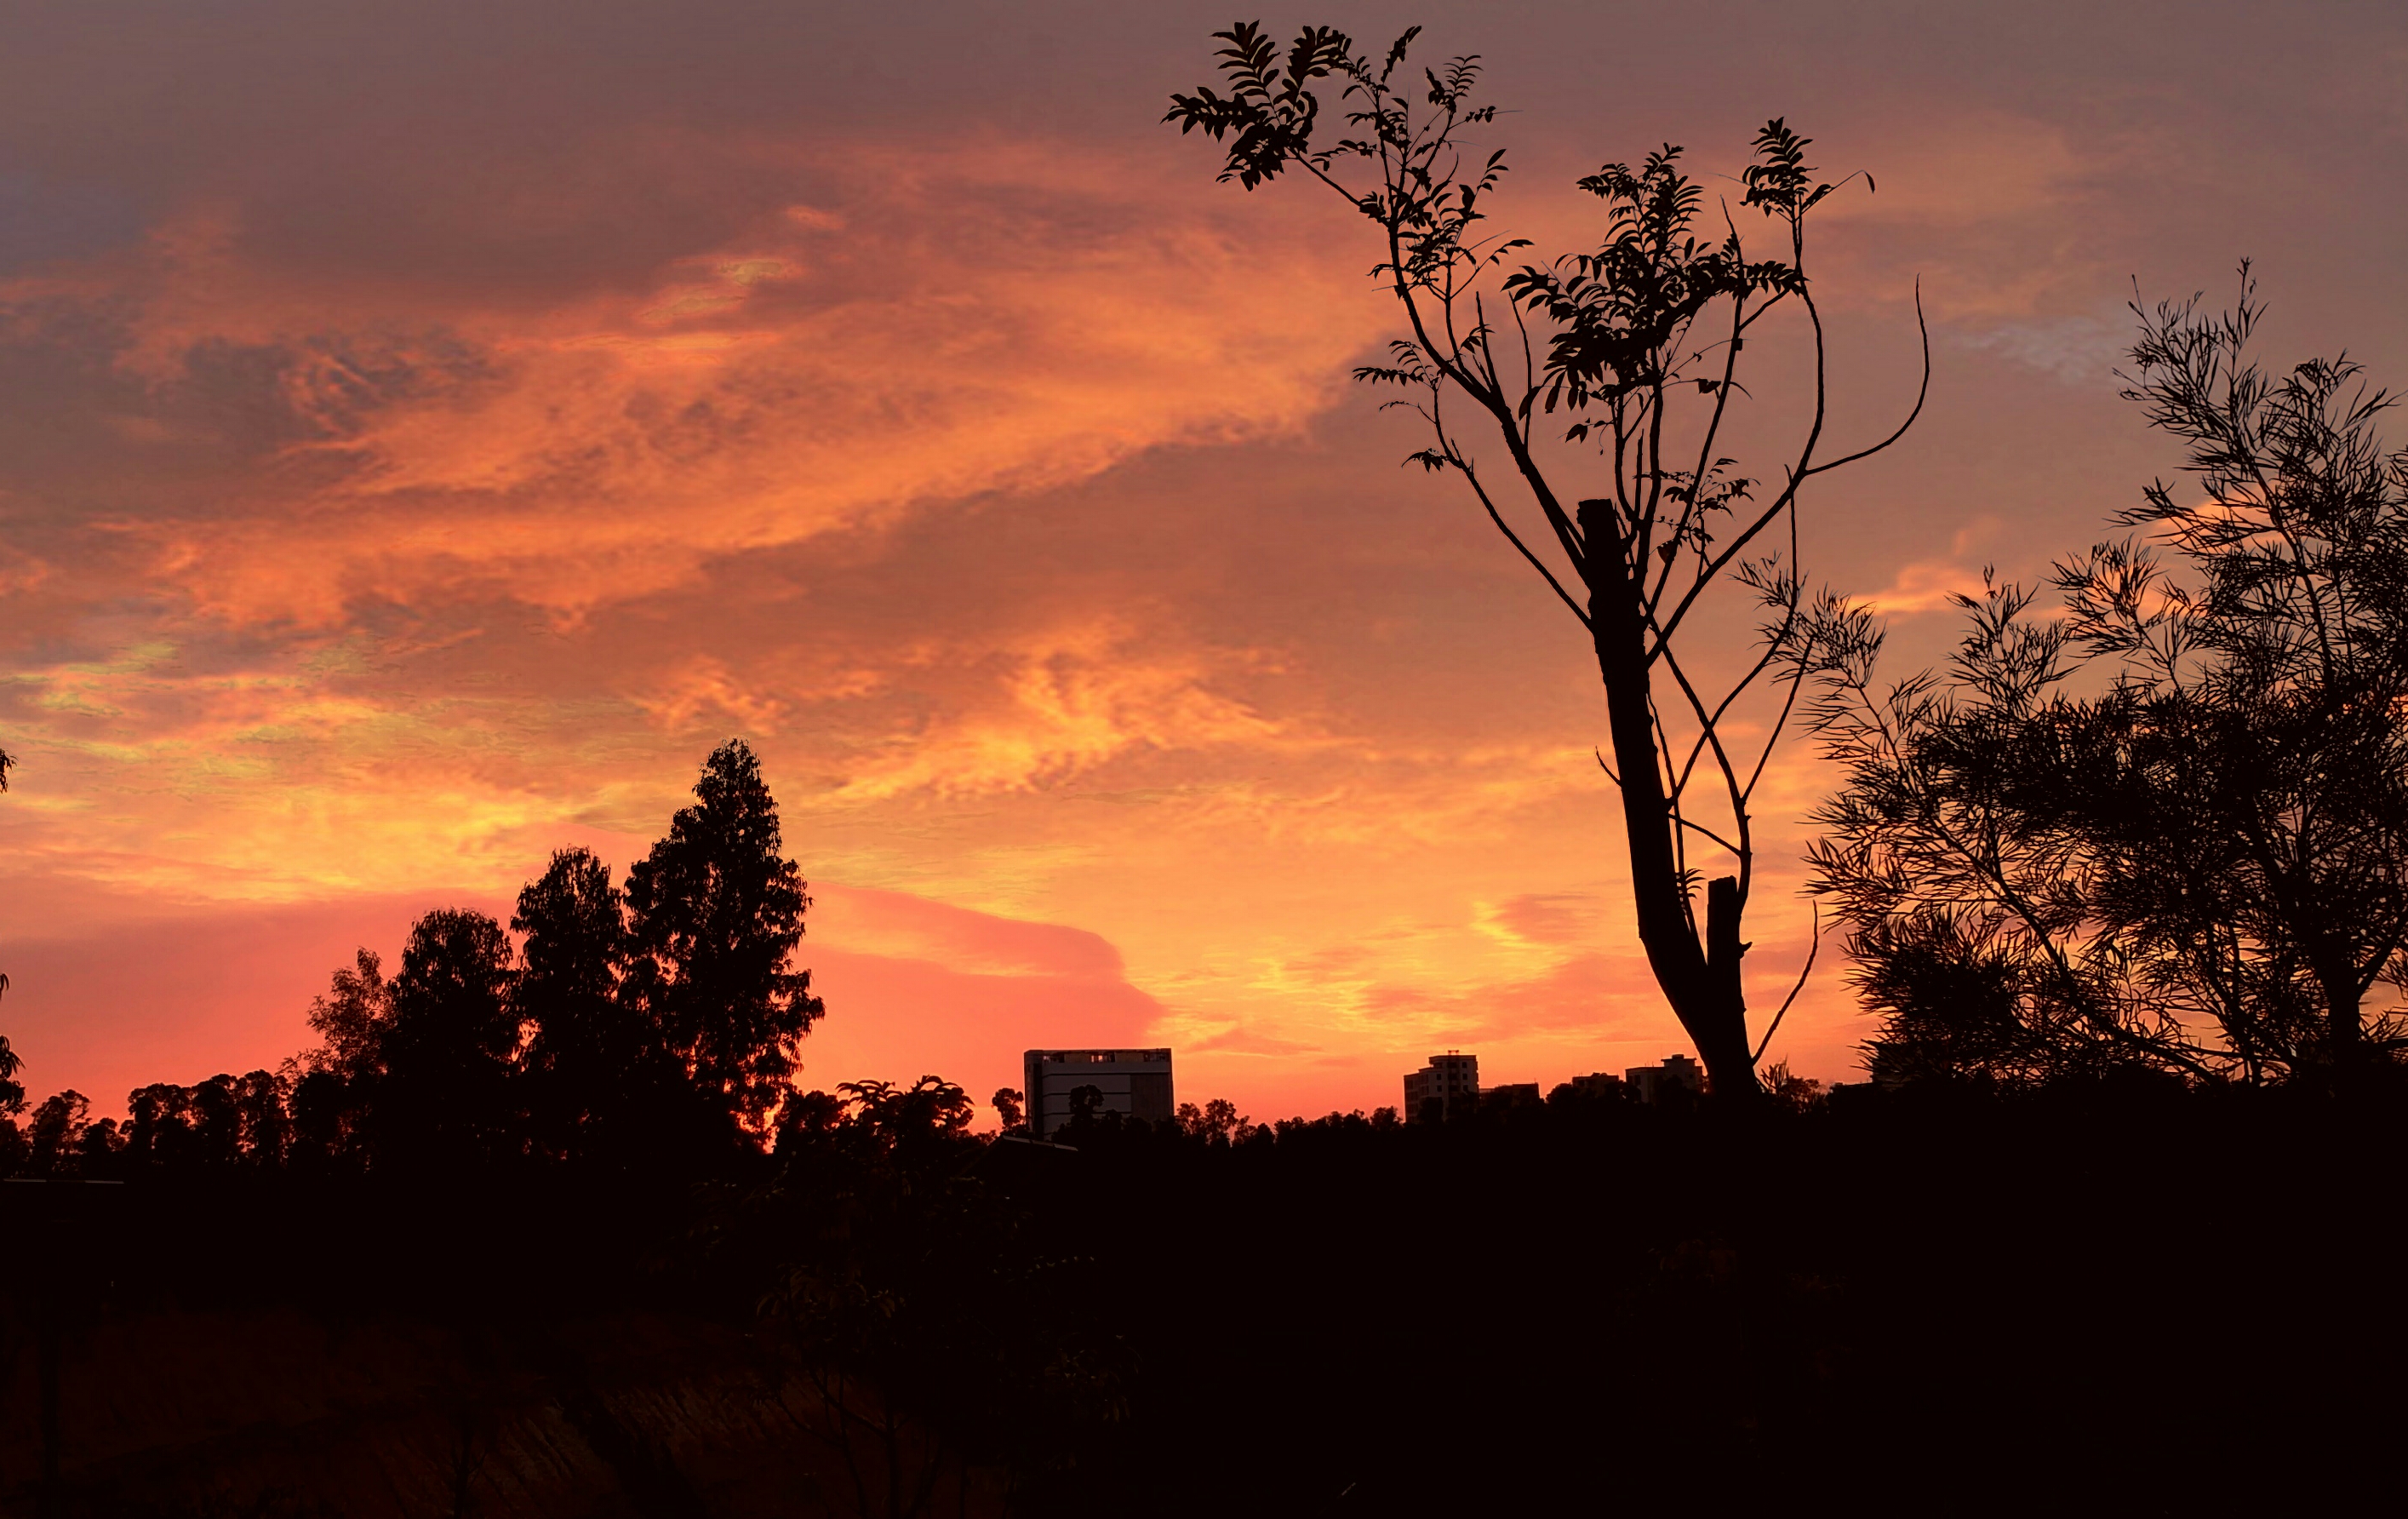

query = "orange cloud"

[
  {"left": 832, "top": 617, "right": 1295, "bottom": 800},
  {"left": 6, "top": 138, "right": 1382, "bottom": 627},
  {"left": 1850, "top": 515, "right": 2003, "bottom": 616}
]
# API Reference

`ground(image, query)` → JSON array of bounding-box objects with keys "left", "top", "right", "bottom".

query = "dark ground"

[
  {"left": 5, "top": 1085, "right": 2403, "bottom": 1516},
  {"left": 1016, "top": 1085, "right": 2408, "bottom": 1513}
]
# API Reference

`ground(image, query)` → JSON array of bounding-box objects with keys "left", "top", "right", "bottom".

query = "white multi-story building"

[
  {"left": 1403, "top": 1051, "right": 1480, "bottom": 1121},
  {"left": 1023, "top": 1048, "right": 1175, "bottom": 1138},
  {"left": 1625, "top": 1054, "right": 1704, "bottom": 1104}
]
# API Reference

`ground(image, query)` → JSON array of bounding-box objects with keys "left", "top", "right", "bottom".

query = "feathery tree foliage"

[{"left": 1805, "top": 269, "right": 2408, "bottom": 1084}]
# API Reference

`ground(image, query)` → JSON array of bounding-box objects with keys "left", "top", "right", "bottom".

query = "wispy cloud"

[
  {"left": 1958, "top": 313, "right": 2127, "bottom": 386},
  {"left": 4, "top": 138, "right": 1381, "bottom": 626}
]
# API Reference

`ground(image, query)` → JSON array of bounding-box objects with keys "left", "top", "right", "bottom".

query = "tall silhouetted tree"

[
  {"left": 372, "top": 908, "right": 523, "bottom": 1165},
  {"left": 514, "top": 845, "right": 684, "bottom": 1163},
  {"left": 1806, "top": 270, "right": 2408, "bottom": 1084},
  {"left": 305, "top": 948, "right": 392, "bottom": 1083},
  {"left": 26, "top": 1089, "right": 88, "bottom": 1175},
  {"left": 288, "top": 949, "right": 397, "bottom": 1164},
  {"left": 625, "top": 740, "right": 824, "bottom": 1142},
  {"left": 187, "top": 1073, "right": 243, "bottom": 1166},
  {"left": 126, "top": 1081, "right": 194, "bottom": 1166},
  {"left": 1170, "top": 26, "right": 1924, "bottom": 1096},
  {"left": 234, "top": 1069, "right": 291, "bottom": 1167},
  {"left": 288, "top": 1065, "right": 352, "bottom": 1170}
]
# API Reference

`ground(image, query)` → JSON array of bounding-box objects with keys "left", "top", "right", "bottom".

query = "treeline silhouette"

[{"left": 0, "top": 738, "right": 822, "bottom": 1183}]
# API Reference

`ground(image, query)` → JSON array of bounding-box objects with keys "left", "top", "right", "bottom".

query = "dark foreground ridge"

[{"left": 5, "top": 1079, "right": 2405, "bottom": 1516}]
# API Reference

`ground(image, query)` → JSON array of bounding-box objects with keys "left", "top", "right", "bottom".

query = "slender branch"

[
  {"left": 1452, "top": 444, "right": 1593, "bottom": 630},
  {"left": 1648, "top": 273, "right": 1753, "bottom": 617},
  {"left": 1752, "top": 903, "right": 1820, "bottom": 1063},
  {"left": 1651, "top": 271, "right": 1860, "bottom": 658},
  {"left": 1659, "top": 638, "right": 1753, "bottom": 896},
  {"left": 1798, "top": 281, "right": 1932, "bottom": 479},
  {"left": 1679, "top": 816, "right": 1744, "bottom": 857},
  {"left": 1509, "top": 289, "right": 1538, "bottom": 447},
  {"left": 1742, "top": 665, "right": 1809, "bottom": 805}
]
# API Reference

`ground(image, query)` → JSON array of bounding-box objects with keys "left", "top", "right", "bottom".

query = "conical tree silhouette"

[{"left": 625, "top": 740, "right": 824, "bottom": 1141}]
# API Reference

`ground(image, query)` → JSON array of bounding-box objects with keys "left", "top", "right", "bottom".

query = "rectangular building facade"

[
  {"left": 1625, "top": 1054, "right": 1704, "bottom": 1104},
  {"left": 1403, "top": 1052, "right": 1479, "bottom": 1121},
  {"left": 1023, "top": 1048, "right": 1175, "bottom": 1138}
]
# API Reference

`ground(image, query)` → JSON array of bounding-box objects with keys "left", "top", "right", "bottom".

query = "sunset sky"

[{"left": 4, "top": 1, "right": 2405, "bottom": 1123}]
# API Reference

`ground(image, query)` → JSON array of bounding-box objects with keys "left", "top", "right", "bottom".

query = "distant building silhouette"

[
  {"left": 1624, "top": 1055, "right": 1704, "bottom": 1104},
  {"left": 1403, "top": 1052, "right": 1479, "bottom": 1122},
  {"left": 1023, "top": 1048, "right": 1174, "bottom": 1138}
]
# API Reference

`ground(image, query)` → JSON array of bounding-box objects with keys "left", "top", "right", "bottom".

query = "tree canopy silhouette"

[
  {"left": 624, "top": 738, "right": 824, "bottom": 1140},
  {"left": 512, "top": 845, "right": 688, "bottom": 1162},
  {"left": 251, "top": 741, "right": 832, "bottom": 1172},
  {"left": 1805, "top": 268, "right": 2408, "bottom": 1085},
  {"left": 365, "top": 908, "right": 524, "bottom": 1164},
  {"left": 1169, "top": 23, "right": 1925, "bottom": 1097}
]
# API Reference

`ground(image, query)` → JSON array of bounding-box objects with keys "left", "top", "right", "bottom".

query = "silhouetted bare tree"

[
  {"left": 1805, "top": 268, "right": 2408, "bottom": 1084},
  {"left": 1169, "top": 24, "right": 1925, "bottom": 1096}
]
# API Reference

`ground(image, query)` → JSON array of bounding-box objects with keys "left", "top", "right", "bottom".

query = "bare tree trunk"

[{"left": 1587, "top": 502, "right": 1758, "bottom": 1098}]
